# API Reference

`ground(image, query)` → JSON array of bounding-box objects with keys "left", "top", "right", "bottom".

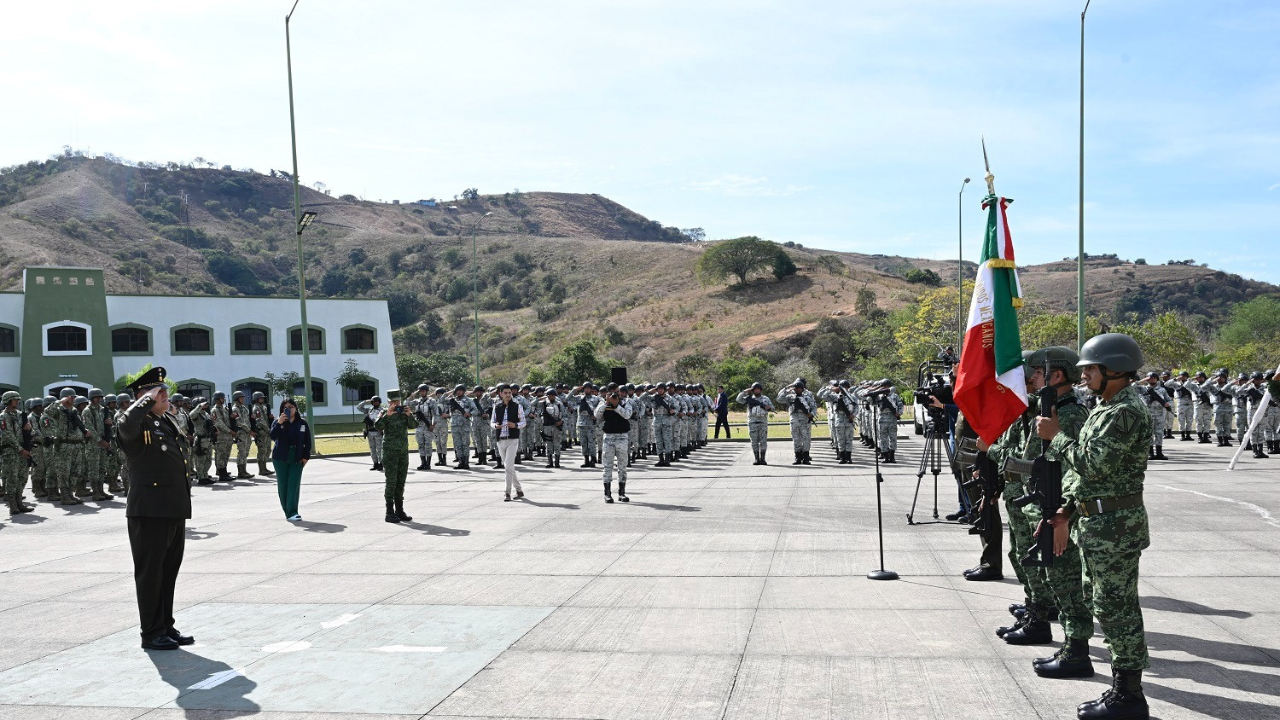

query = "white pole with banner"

[{"left": 1227, "top": 362, "right": 1280, "bottom": 471}]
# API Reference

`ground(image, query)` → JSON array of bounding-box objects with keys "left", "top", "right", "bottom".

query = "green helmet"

[
  {"left": 252, "top": 391, "right": 265, "bottom": 401},
  {"left": 88, "top": 388, "right": 104, "bottom": 400},
  {"left": 1078, "top": 333, "right": 1144, "bottom": 374},
  {"left": 170, "top": 393, "right": 185, "bottom": 405},
  {"left": 74, "top": 395, "right": 88, "bottom": 407},
  {"left": 26, "top": 398, "right": 42, "bottom": 411},
  {"left": 1021, "top": 350, "right": 1036, "bottom": 368},
  {"left": 59, "top": 387, "right": 77, "bottom": 399},
  {"left": 1, "top": 391, "right": 20, "bottom": 405},
  {"left": 1030, "top": 346, "right": 1082, "bottom": 382}
]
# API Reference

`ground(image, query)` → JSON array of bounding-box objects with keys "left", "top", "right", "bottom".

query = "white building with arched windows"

[{"left": 0, "top": 266, "right": 398, "bottom": 424}]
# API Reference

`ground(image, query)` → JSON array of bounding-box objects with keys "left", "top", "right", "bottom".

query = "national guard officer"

[
  {"left": 374, "top": 389, "right": 417, "bottom": 523},
  {"left": 737, "top": 382, "right": 774, "bottom": 465},
  {"left": 27, "top": 397, "right": 47, "bottom": 501},
  {"left": 210, "top": 391, "right": 234, "bottom": 481},
  {"left": 357, "top": 395, "right": 385, "bottom": 472},
  {"left": 594, "top": 387, "right": 632, "bottom": 503},
  {"left": 114, "top": 391, "right": 133, "bottom": 492},
  {"left": 874, "top": 379, "right": 904, "bottom": 464},
  {"left": 1189, "top": 371, "right": 1213, "bottom": 443},
  {"left": 445, "top": 384, "right": 477, "bottom": 470},
  {"left": 431, "top": 387, "right": 450, "bottom": 467},
  {"left": 543, "top": 388, "right": 565, "bottom": 468},
  {"left": 1, "top": 391, "right": 33, "bottom": 515},
  {"left": 410, "top": 384, "right": 434, "bottom": 470},
  {"left": 104, "top": 394, "right": 125, "bottom": 494},
  {"left": 1169, "top": 371, "right": 1195, "bottom": 442},
  {"left": 250, "top": 391, "right": 274, "bottom": 477},
  {"left": 1036, "top": 333, "right": 1152, "bottom": 720},
  {"left": 471, "top": 385, "right": 492, "bottom": 465},
  {"left": 1232, "top": 372, "right": 1251, "bottom": 446},
  {"left": 1206, "top": 370, "right": 1234, "bottom": 446},
  {"left": 1137, "top": 372, "right": 1171, "bottom": 460},
  {"left": 229, "top": 391, "right": 254, "bottom": 479},
  {"left": 82, "top": 388, "right": 114, "bottom": 501},
  {"left": 1245, "top": 372, "right": 1270, "bottom": 459},
  {"left": 118, "top": 367, "right": 195, "bottom": 652},
  {"left": 188, "top": 397, "right": 215, "bottom": 484},
  {"left": 575, "top": 383, "right": 600, "bottom": 468},
  {"left": 778, "top": 378, "right": 817, "bottom": 465}
]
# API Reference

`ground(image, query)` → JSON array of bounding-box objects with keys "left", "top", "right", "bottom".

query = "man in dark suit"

[
  {"left": 119, "top": 367, "right": 194, "bottom": 651},
  {"left": 713, "top": 385, "right": 731, "bottom": 439}
]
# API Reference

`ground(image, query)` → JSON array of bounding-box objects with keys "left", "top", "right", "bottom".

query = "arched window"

[
  {"left": 344, "top": 378, "right": 379, "bottom": 405},
  {"left": 231, "top": 324, "right": 271, "bottom": 354},
  {"left": 110, "top": 324, "right": 152, "bottom": 355},
  {"left": 341, "top": 324, "right": 377, "bottom": 353},
  {"left": 43, "top": 321, "right": 91, "bottom": 356},
  {"left": 288, "top": 325, "right": 325, "bottom": 354},
  {"left": 172, "top": 325, "right": 213, "bottom": 354},
  {"left": 232, "top": 378, "right": 270, "bottom": 399},
  {"left": 292, "top": 379, "right": 328, "bottom": 406},
  {"left": 0, "top": 324, "right": 17, "bottom": 355},
  {"left": 176, "top": 379, "right": 215, "bottom": 401}
]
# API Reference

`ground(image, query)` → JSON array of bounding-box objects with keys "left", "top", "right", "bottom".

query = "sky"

[{"left": 2, "top": 1, "right": 1278, "bottom": 282}]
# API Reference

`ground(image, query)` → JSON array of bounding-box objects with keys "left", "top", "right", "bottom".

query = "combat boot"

[
  {"left": 108, "top": 476, "right": 125, "bottom": 494},
  {"left": 384, "top": 500, "right": 400, "bottom": 524},
  {"left": 33, "top": 477, "right": 46, "bottom": 498},
  {"left": 1078, "top": 668, "right": 1148, "bottom": 720},
  {"left": 1003, "top": 604, "right": 1053, "bottom": 645},
  {"left": 393, "top": 498, "right": 412, "bottom": 522},
  {"left": 75, "top": 481, "right": 92, "bottom": 498},
  {"left": 1253, "top": 445, "right": 1268, "bottom": 459},
  {"left": 792, "top": 452, "right": 803, "bottom": 465},
  {"left": 1163, "top": 428, "right": 1173, "bottom": 440},
  {"left": 1034, "top": 637, "right": 1094, "bottom": 678},
  {"left": 581, "top": 454, "right": 593, "bottom": 468},
  {"left": 1153, "top": 446, "right": 1167, "bottom": 460},
  {"left": 801, "top": 451, "right": 811, "bottom": 465},
  {"left": 1244, "top": 440, "right": 1252, "bottom": 451},
  {"left": 1198, "top": 433, "right": 1211, "bottom": 444},
  {"left": 884, "top": 451, "right": 896, "bottom": 464},
  {"left": 545, "top": 457, "right": 555, "bottom": 468},
  {"left": 476, "top": 452, "right": 488, "bottom": 466},
  {"left": 258, "top": 461, "right": 274, "bottom": 477},
  {"left": 1222, "top": 436, "right": 1232, "bottom": 447},
  {"left": 417, "top": 456, "right": 429, "bottom": 471},
  {"left": 92, "top": 482, "right": 113, "bottom": 502},
  {"left": 603, "top": 482, "right": 614, "bottom": 503},
  {"left": 618, "top": 481, "right": 629, "bottom": 502},
  {"left": 236, "top": 465, "right": 255, "bottom": 479},
  {"left": 61, "top": 486, "right": 80, "bottom": 505},
  {"left": 438, "top": 452, "right": 447, "bottom": 467},
  {"left": 554, "top": 457, "right": 561, "bottom": 468},
  {"left": 753, "top": 450, "right": 763, "bottom": 465}
]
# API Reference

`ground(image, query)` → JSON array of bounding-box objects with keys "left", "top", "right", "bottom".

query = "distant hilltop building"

[{"left": 0, "top": 267, "right": 398, "bottom": 423}]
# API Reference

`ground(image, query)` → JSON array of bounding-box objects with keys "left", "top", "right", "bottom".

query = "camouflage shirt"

[
  {"left": 374, "top": 408, "right": 418, "bottom": 450},
  {"left": 1050, "top": 383, "right": 1150, "bottom": 507}
]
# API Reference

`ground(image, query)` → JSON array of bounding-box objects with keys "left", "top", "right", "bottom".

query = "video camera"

[{"left": 913, "top": 361, "right": 954, "bottom": 431}]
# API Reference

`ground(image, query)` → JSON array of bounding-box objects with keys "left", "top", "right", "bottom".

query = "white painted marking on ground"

[
  {"left": 188, "top": 668, "right": 247, "bottom": 690},
  {"left": 1156, "top": 484, "right": 1280, "bottom": 528},
  {"left": 375, "top": 645, "right": 447, "bottom": 653},
  {"left": 321, "top": 613, "right": 361, "bottom": 628},
  {"left": 261, "top": 640, "right": 312, "bottom": 653}
]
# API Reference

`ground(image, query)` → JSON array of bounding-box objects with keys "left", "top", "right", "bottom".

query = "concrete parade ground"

[{"left": 1, "top": 435, "right": 1277, "bottom": 720}]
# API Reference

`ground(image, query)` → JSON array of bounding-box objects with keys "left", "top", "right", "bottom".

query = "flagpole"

[{"left": 1078, "top": 0, "right": 1091, "bottom": 351}]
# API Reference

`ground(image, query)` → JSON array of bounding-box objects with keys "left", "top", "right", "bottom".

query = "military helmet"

[
  {"left": 59, "top": 387, "right": 77, "bottom": 399},
  {"left": 433, "top": 387, "right": 445, "bottom": 394},
  {"left": 370, "top": 396, "right": 382, "bottom": 404},
  {"left": 42, "top": 396, "right": 55, "bottom": 406},
  {"left": 231, "top": 390, "right": 245, "bottom": 401},
  {"left": 212, "top": 391, "right": 226, "bottom": 401},
  {"left": 417, "top": 383, "right": 430, "bottom": 392},
  {"left": 1238, "top": 372, "right": 1249, "bottom": 381},
  {"left": 1, "top": 390, "right": 20, "bottom": 405},
  {"left": 453, "top": 384, "right": 466, "bottom": 392},
  {"left": 170, "top": 393, "right": 185, "bottom": 405},
  {"left": 74, "top": 395, "right": 88, "bottom": 406},
  {"left": 105, "top": 394, "right": 118, "bottom": 404},
  {"left": 473, "top": 385, "right": 484, "bottom": 392},
  {"left": 252, "top": 391, "right": 265, "bottom": 401},
  {"left": 1145, "top": 371, "right": 1159, "bottom": 380},
  {"left": 26, "top": 397, "right": 42, "bottom": 410},
  {"left": 751, "top": 382, "right": 763, "bottom": 390},
  {"left": 88, "top": 387, "right": 104, "bottom": 399},
  {"left": 1077, "top": 333, "right": 1144, "bottom": 373},
  {"left": 1021, "top": 350, "right": 1036, "bottom": 368},
  {"left": 625, "top": 383, "right": 636, "bottom": 392},
  {"left": 1251, "top": 371, "right": 1265, "bottom": 381},
  {"left": 117, "top": 390, "right": 133, "bottom": 401},
  {"left": 1215, "top": 369, "right": 1228, "bottom": 379},
  {"left": 583, "top": 382, "right": 596, "bottom": 390},
  {"left": 839, "top": 379, "right": 851, "bottom": 389},
  {"left": 1161, "top": 370, "right": 1172, "bottom": 378},
  {"left": 1179, "top": 370, "right": 1191, "bottom": 378},
  {"left": 546, "top": 388, "right": 558, "bottom": 396},
  {"left": 791, "top": 377, "right": 806, "bottom": 388},
  {"left": 1194, "top": 370, "right": 1207, "bottom": 379},
  {"left": 1029, "top": 346, "right": 1082, "bottom": 382},
  {"left": 521, "top": 384, "right": 533, "bottom": 391}
]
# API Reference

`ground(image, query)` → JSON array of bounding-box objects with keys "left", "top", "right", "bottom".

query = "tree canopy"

[{"left": 696, "top": 236, "right": 794, "bottom": 287}]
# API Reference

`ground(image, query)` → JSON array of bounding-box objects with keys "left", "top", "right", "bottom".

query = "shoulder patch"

[{"left": 1114, "top": 407, "right": 1141, "bottom": 435}]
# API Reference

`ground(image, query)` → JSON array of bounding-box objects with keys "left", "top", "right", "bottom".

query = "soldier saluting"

[
  {"left": 1036, "top": 334, "right": 1151, "bottom": 720},
  {"left": 118, "top": 367, "right": 195, "bottom": 652}
]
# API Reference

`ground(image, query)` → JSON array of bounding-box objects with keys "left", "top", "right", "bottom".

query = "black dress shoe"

[
  {"left": 167, "top": 629, "right": 195, "bottom": 646},
  {"left": 964, "top": 566, "right": 1003, "bottom": 582},
  {"left": 945, "top": 511, "right": 966, "bottom": 521},
  {"left": 142, "top": 635, "right": 180, "bottom": 651}
]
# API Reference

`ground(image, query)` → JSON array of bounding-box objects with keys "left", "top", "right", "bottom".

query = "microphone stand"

[{"left": 867, "top": 414, "right": 899, "bottom": 581}]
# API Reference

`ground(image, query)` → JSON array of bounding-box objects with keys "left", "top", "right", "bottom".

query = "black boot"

[
  {"left": 801, "top": 451, "right": 811, "bottom": 465},
  {"left": 438, "top": 452, "right": 448, "bottom": 467},
  {"left": 655, "top": 452, "right": 669, "bottom": 467},
  {"left": 1153, "top": 446, "right": 1167, "bottom": 460},
  {"left": 603, "top": 482, "right": 614, "bottom": 503},
  {"left": 1199, "top": 433, "right": 1211, "bottom": 444},
  {"left": 581, "top": 454, "right": 593, "bottom": 468},
  {"left": 554, "top": 457, "right": 561, "bottom": 468},
  {"left": 1254, "top": 446, "right": 1268, "bottom": 459},
  {"left": 385, "top": 500, "right": 400, "bottom": 524},
  {"left": 394, "top": 498, "right": 412, "bottom": 522},
  {"left": 1164, "top": 428, "right": 1174, "bottom": 440},
  {"left": 752, "top": 450, "right": 763, "bottom": 465},
  {"left": 1181, "top": 430, "right": 1192, "bottom": 441},
  {"left": 618, "top": 481, "right": 629, "bottom": 502},
  {"left": 259, "top": 461, "right": 274, "bottom": 477},
  {"left": 476, "top": 452, "right": 488, "bottom": 466},
  {"left": 884, "top": 451, "right": 895, "bottom": 464},
  {"left": 1034, "top": 637, "right": 1094, "bottom": 678},
  {"left": 1078, "top": 668, "right": 1148, "bottom": 719},
  {"left": 1003, "top": 605, "right": 1053, "bottom": 645},
  {"left": 793, "top": 452, "right": 803, "bottom": 466}
]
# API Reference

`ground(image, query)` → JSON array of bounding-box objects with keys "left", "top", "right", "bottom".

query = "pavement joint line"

[{"left": 1153, "top": 483, "right": 1280, "bottom": 528}]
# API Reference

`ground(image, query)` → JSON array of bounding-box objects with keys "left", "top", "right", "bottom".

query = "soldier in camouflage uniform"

[
  {"left": 374, "top": 390, "right": 417, "bottom": 524},
  {"left": 410, "top": 385, "right": 435, "bottom": 470},
  {"left": 210, "top": 391, "right": 234, "bottom": 480},
  {"left": 81, "top": 389, "right": 115, "bottom": 501},
  {"left": 251, "top": 391, "right": 275, "bottom": 477},
  {"left": 778, "top": 379, "right": 817, "bottom": 465},
  {"left": 102, "top": 395, "right": 124, "bottom": 493},
  {"left": 445, "top": 384, "right": 477, "bottom": 469},
  {"left": 737, "top": 382, "right": 774, "bottom": 465},
  {"left": 188, "top": 397, "right": 215, "bottom": 484},
  {"left": 1232, "top": 373, "right": 1251, "bottom": 446},
  {"left": 574, "top": 383, "right": 601, "bottom": 467},
  {"left": 1189, "top": 371, "right": 1214, "bottom": 443},
  {"left": 41, "top": 391, "right": 73, "bottom": 504},
  {"left": 979, "top": 352, "right": 1038, "bottom": 589},
  {"left": 357, "top": 396, "right": 386, "bottom": 471},
  {"left": 2, "top": 391, "right": 34, "bottom": 514},
  {"left": 821, "top": 380, "right": 857, "bottom": 464},
  {"left": 431, "top": 388, "right": 450, "bottom": 467},
  {"left": 623, "top": 385, "right": 641, "bottom": 465},
  {"left": 230, "top": 391, "right": 254, "bottom": 479},
  {"left": 1168, "top": 371, "right": 1195, "bottom": 442},
  {"left": 70, "top": 395, "right": 91, "bottom": 497},
  {"left": 170, "top": 395, "right": 193, "bottom": 483},
  {"left": 1206, "top": 370, "right": 1234, "bottom": 446},
  {"left": 470, "top": 385, "right": 492, "bottom": 465},
  {"left": 113, "top": 391, "right": 133, "bottom": 492},
  {"left": 1036, "top": 333, "right": 1151, "bottom": 720},
  {"left": 874, "top": 379, "right": 904, "bottom": 464},
  {"left": 26, "top": 398, "right": 46, "bottom": 500},
  {"left": 1136, "top": 373, "right": 1171, "bottom": 460},
  {"left": 1244, "top": 372, "right": 1270, "bottom": 459},
  {"left": 1266, "top": 372, "right": 1280, "bottom": 455},
  {"left": 564, "top": 385, "right": 579, "bottom": 447},
  {"left": 542, "top": 388, "right": 565, "bottom": 468}
]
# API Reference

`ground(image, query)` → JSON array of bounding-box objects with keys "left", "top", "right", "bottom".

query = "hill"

[{"left": 2, "top": 152, "right": 1276, "bottom": 379}]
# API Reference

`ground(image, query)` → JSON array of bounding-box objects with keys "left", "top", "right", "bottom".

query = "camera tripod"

[{"left": 907, "top": 416, "right": 960, "bottom": 525}]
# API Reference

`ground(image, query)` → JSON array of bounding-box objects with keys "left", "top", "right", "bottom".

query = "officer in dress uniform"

[{"left": 119, "top": 367, "right": 195, "bottom": 652}]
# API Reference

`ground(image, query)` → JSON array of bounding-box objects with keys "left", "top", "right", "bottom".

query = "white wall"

[
  {"left": 105, "top": 295, "right": 398, "bottom": 421},
  {"left": 0, "top": 293, "right": 24, "bottom": 387}
]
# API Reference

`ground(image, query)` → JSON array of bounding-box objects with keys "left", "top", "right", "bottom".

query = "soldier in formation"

[
  {"left": 188, "top": 396, "right": 215, "bottom": 484},
  {"left": 470, "top": 385, "right": 492, "bottom": 466},
  {"left": 777, "top": 378, "right": 817, "bottom": 465},
  {"left": 1135, "top": 372, "right": 1172, "bottom": 460},
  {"left": 410, "top": 385, "right": 436, "bottom": 470},
  {"left": 737, "top": 382, "right": 774, "bottom": 465},
  {"left": 357, "top": 395, "right": 385, "bottom": 472},
  {"left": 250, "top": 391, "right": 275, "bottom": 477},
  {"left": 230, "top": 391, "right": 254, "bottom": 479}
]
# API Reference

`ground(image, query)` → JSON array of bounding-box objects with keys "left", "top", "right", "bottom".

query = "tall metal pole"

[
  {"left": 471, "top": 212, "right": 491, "bottom": 386},
  {"left": 1077, "top": 0, "right": 1091, "bottom": 350},
  {"left": 286, "top": 0, "right": 315, "bottom": 445},
  {"left": 957, "top": 177, "right": 970, "bottom": 354}
]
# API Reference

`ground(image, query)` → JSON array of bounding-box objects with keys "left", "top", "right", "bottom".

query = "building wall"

[
  {"left": 0, "top": 292, "right": 23, "bottom": 391},
  {"left": 19, "top": 267, "right": 115, "bottom": 397}
]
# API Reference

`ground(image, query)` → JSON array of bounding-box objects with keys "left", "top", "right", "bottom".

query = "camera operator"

[{"left": 593, "top": 388, "right": 632, "bottom": 503}]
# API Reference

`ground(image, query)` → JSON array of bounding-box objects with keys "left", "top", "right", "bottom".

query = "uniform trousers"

[
  {"left": 366, "top": 430, "right": 383, "bottom": 464},
  {"left": 382, "top": 448, "right": 408, "bottom": 501},
  {"left": 602, "top": 434, "right": 628, "bottom": 484},
  {"left": 127, "top": 516, "right": 185, "bottom": 642}
]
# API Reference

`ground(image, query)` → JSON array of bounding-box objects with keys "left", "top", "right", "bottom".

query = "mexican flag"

[{"left": 954, "top": 195, "right": 1028, "bottom": 445}]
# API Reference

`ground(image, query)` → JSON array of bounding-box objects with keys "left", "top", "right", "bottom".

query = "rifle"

[
  {"left": 790, "top": 392, "right": 815, "bottom": 424},
  {"left": 64, "top": 405, "right": 89, "bottom": 439},
  {"left": 20, "top": 411, "right": 35, "bottom": 467},
  {"left": 103, "top": 409, "right": 114, "bottom": 442},
  {"left": 956, "top": 436, "right": 1000, "bottom": 537},
  {"left": 1011, "top": 368, "right": 1065, "bottom": 568},
  {"left": 449, "top": 397, "right": 469, "bottom": 418}
]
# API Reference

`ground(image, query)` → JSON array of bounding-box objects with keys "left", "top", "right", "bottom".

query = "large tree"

[{"left": 696, "top": 236, "right": 791, "bottom": 287}]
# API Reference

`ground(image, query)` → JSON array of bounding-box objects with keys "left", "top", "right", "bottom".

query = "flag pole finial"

[{"left": 982, "top": 136, "right": 996, "bottom": 196}]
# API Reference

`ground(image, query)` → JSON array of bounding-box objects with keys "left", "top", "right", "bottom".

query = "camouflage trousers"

[
  {"left": 1234, "top": 408, "right": 1248, "bottom": 437},
  {"left": 637, "top": 416, "right": 651, "bottom": 449},
  {"left": 1267, "top": 407, "right": 1280, "bottom": 442},
  {"left": 1073, "top": 506, "right": 1150, "bottom": 670},
  {"left": 832, "top": 421, "right": 854, "bottom": 453},
  {"left": 254, "top": 434, "right": 271, "bottom": 465},
  {"left": 1003, "top": 480, "right": 1045, "bottom": 600},
  {"left": 1021, "top": 497, "right": 1092, "bottom": 640},
  {"left": 235, "top": 432, "right": 252, "bottom": 466},
  {"left": 697, "top": 415, "right": 708, "bottom": 443},
  {"left": 471, "top": 419, "right": 490, "bottom": 457},
  {"left": 1214, "top": 408, "right": 1233, "bottom": 439},
  {"left": 748, "top": 421, "right": 768, "bottom": 458},
  {"left": 433, "top": 426, "right": 449, "bottom": 456},
  {"left": 1250, "top": 407, "right": 1266, "bottom": 446},
  {"left": 450, "top": 423, "right": 470, "bottom": 461},
  {"left": 1148, "top": 407, "right": 1166, "bottom": 446},
  {"left": 566, "top": 419, "right": 578, "bottom": 444},
  {"left": 1176, "top": 401, "right": 1193, "bottom": 432},
  {"left": 415, "top": 426, "right": 433, "bottom": 459},
  {"left": 627, "top": 422, "right": 639, "bottom": 457},
  {"left": 62, "top": 441, "right": 86, "bottom": 491},
  {"left": 193, "top": 438, "right": 213, "bottom": 479},
  {"left": 30, "top": 446, "right": 45, "bottom": 495},
  {"left": 790, "top": 416, "right": 812, "bottom": 453},
  {"left": 215, "top": 438, "right": 233, "bottom": 471},
  {"left": 366, "top": 430, "right": 383, "bottom": 464},
  {"left": 674, "top": 417, "right": 687, "bottom": 448},
  {"left": 601, "top": 434, "right": 628, "bottom": 484},
  {"left": 84, "top": 443, "right": 111, "bottom": 487},
  {"left": 577, "top": 423, "right": 597, "bottom": 458},
  {"left": 877, "top": 417, "right": 897, "bottom": 454},
  {"left": 2, "top": 453, "right": 27, "bottom": 501},
  {"left": 1194, "top": 403, "right": 1212, "bottom": 433},
  {"left": 544, "top": 424, "right": 563, "bottom": 459},
  {"left": 653, "top": 418, "right": 674, "bottom": 456}
]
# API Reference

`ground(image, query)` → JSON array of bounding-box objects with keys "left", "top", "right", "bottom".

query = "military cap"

[
  {"left": 252, "top": 391, "right": 265, "bottom": 401},
  {"left": 127, "top": 366, "right": 168, "bottom": 393},
  {"left": 473, "top": 385, "right": 484, "bottom": 392},
  {"left": 453, "top": 384, "right": 466, "bottom": 392},
  {"left": 59, "top": 387, "right": 77, "bottom": 399},
  {"left": 74, "top": 395, "right": 88, "bottom": 406},
  {"left": 88, "top": 387, "right": 104, "bottom": 399},
  {"left": 232, "top": 390, "right": 245, "bottom": 400},
  {"left": 386, "top": 389, "right": 401, "bottom": 400},
  {"left": 170, "top": 393, "right": 185, "bottom": 405},
  {"left": 1, "top": 390, "right": 20, "bottom": 405},
  {"left": 212, "top": 391, "right": 226, "bottom": 401},
  {"left": 750, "top": 382, "right": 763, "bottom": 390},
  {"left": 1077, "top": 333, "right": 1144, "bottom": 373}
]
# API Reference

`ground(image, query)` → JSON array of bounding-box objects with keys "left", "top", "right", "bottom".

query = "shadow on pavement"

[
  {"left": 298, "top": 521, "right": 346, "bottom": 534},
  {"left": 147, "top": 647, "right": 259, "bottom": 717},
  {"left": 185, "top": 529, "right": 219, "bottom": 541},
  {"left": 400, "top": 520, "right": 471, "bottom": 537},
  {"left": 517, "top": 499, "right": 581, "bottom": 510},
  {"left": 1142, "top": 596, "right": 1252, "bottom": 619}
]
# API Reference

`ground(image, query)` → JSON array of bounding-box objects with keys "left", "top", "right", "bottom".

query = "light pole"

[
  {"left": 1077, "top": 0, "right": 1092, "bottom": 350},
  {"left": 957, "top": 177, "right": 970, "bottom": 354},
  {"left": 471, "top": 211, "right": 492, "bottom": 385},
  {"left": 285, "top": 0, "right": 316, "bottom": 445}
]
